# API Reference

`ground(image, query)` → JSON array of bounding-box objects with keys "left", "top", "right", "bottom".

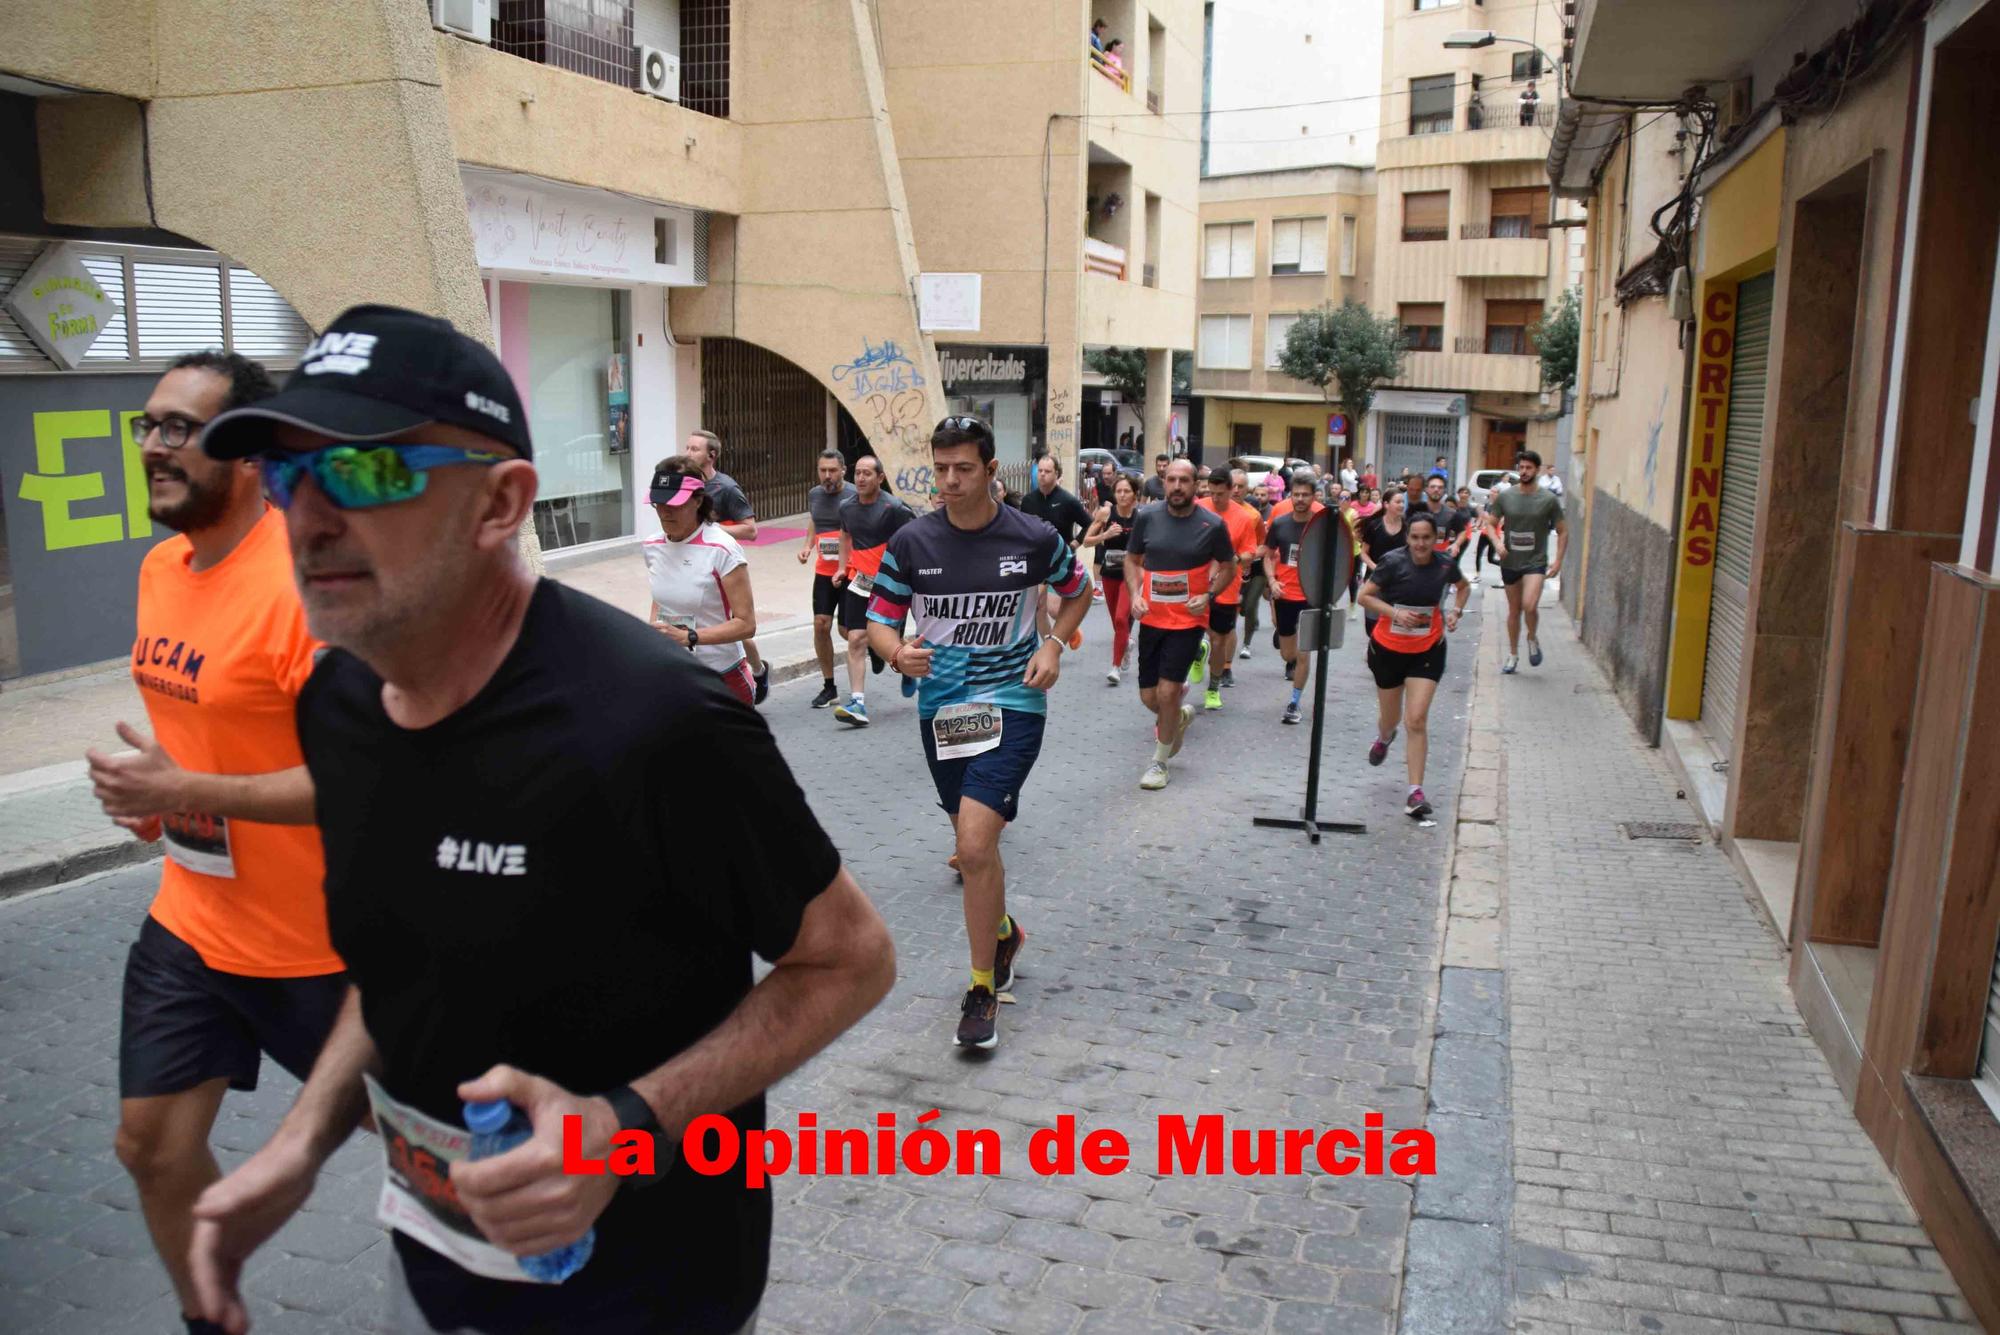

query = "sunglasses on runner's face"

[{"left": 256, "top": 443, "right": 505, "bottom": 511}]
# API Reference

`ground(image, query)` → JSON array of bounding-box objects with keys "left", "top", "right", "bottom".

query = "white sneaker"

[
  {"left": 1106, "top": 665, "right": 1121, "bottom": 686},
  {"left": 1502, "top": 654, "right": 1519, "bottom": 674},
  {"left": 1140, "top": 761, "right": 1169, "bottom": 790},
  {"left": 1238, "top": 646, "right": 1251, "bottom": 660}
]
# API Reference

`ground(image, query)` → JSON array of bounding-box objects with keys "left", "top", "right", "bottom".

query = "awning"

[{"left": 1546, "top": 99, "right": 1632, "bottom": 200}]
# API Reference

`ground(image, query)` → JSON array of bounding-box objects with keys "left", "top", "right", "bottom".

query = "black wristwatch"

[
  {"left": 684, "top": 627, "right": 700, "bottom": 650},
  {"left": 598, "top": 1084, "right": 670, "bottom": 1186}
]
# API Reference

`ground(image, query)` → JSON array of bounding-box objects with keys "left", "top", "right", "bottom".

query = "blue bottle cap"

[{"left": 463, "top": 1099, "right": 513, "bottom": 1134}]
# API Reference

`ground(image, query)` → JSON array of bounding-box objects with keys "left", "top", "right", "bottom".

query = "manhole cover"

[{"left": 1621, "top": 820, "right": 1704, "bottom": 841}]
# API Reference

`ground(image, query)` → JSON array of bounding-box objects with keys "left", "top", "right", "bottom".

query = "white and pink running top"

[{"left": 641, "top": 522, "right": 749, "bottom": 675}]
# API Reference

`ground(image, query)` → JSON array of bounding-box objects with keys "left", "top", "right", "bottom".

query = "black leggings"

[{"left": 1474, "top": 535, "right": 1498, "bottom": 571}]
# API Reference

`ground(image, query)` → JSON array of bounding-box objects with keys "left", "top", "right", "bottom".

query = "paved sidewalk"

[
  {"left": 1490, "top": 591, "right": 1977, "bottom": 1333},
  {"left": 0, "top": 594, "right": 1480, "bottom": 1334}
]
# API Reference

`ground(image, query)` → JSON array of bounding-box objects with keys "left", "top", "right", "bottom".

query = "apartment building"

[
  {"left": 1, "top": 0, "right": 1197, "bottom": 679},
  {"left": 1549, "top": 0, "right": 2000, "bottom": 1318},
  {"left": 1194, "top": 168, "right": 1375, "bottom": 463},
  {"left": 1368, "top": 0, "right": 1575, "bottom": 483}
]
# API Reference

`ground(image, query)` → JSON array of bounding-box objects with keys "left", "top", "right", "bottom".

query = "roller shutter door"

[{"left": 1700, "top": 271, "right": 1772, "bottom": 751}]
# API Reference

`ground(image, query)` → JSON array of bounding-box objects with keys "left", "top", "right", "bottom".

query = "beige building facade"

[
  {"left": 1, "top": 0, "right": 1197, "bottom": 678},
  {"left": 1368, "top": 0, "right": 1575, "bottom": 483},
  {"left": 1193, "top": 166, "right": 1376, "bottom": 465}
]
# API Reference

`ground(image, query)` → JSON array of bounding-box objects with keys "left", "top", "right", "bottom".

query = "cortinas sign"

[{"left": 4, "top": 243, "right": 122, "bottom": 370}]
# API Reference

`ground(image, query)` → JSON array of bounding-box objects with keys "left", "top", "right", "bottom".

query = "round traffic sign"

[{"left": 1294, "top": 507, "right": 1353, "bottom": 609}]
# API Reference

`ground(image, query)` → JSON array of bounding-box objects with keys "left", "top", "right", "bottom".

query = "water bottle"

[{"left": 462, "top": 1099, "right": 595, "bottom": 1282}]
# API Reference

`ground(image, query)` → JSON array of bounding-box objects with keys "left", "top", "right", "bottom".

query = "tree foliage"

[
  {"left": 1276, "top": 300, "right": 1407, "bottom": 426},
  {"left": 1084, "top": 346, "right": 1192, "bottom": 407},
  {"left": 1535, "top": 287, "right": 1582, "bottom": 392}
]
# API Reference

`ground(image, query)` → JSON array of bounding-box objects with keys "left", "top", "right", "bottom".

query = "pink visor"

[{"left": 649, "top": 475, "right": 706, "bottom": 506}]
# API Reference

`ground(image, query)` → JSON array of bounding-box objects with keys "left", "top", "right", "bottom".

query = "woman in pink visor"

[{"left": 641, "top": 457, "right": 761, "bottom": 704}]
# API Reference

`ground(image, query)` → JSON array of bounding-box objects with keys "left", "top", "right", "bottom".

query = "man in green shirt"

[{"left": 1483, "top": 448, "right": 1567, "bottom": 673}]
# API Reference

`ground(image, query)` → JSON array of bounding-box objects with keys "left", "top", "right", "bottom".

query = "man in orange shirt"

[
  {"left": 1127, "top": 460, "right": 1237, "bottom": 790},
  {"left": 1197, "top": 470, "right": 1263, "bottom": 711},
  {"left": 84, "top": 352, "right": 343, "bottom": 1335}
]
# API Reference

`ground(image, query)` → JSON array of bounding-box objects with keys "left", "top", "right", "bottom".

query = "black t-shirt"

[
  {"left": 1366, "top": 547, "right": 1465, "bottom": 652},
  {"left": 707, "top": 471, "right": 755, "bottom": 524},
  {"left": 1142, "top": 475, "right": 1166, "bottom": 501},
  {"left": 298, "top": 581, "right": 839, "bottom": 1334},
  {"left": 1019, "top": 485, "right": 1093, "bottom": 547},
  {"left": 1094, "top": 502, "right": 1142, "bottom": 579},
  {"left": 1360, "top": 512, "right": 1409, "bottom": 567}
]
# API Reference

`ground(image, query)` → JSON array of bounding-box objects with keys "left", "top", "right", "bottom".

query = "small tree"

[
  {"left": 1534, "top": 287, "right": 1581, "bottom": 393},
  {"left": 1083, "top": 347, "right": 1193, "bottom": 425},
  {"left": 1276, "top": 300, "right": 1407, "bottom": 464}
]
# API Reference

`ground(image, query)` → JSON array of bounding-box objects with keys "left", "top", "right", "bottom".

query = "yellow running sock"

[
  {"left": 996, "top": 915, "right": 1013, "bottom": 940},
  {"left": 971, "top": 966, "right": 995, "bottom": 991}
]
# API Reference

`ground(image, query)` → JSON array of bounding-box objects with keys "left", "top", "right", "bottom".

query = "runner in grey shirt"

[
  {"left": 799, "top": 450, "right": 858, "bottom": 708},
  {"left": 1482, "top": 448, "right": 1567, "bottom": 674}
]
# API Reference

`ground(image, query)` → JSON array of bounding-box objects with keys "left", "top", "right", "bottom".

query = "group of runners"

[{"left": 85, "top": 306, "right": 1565, "bottom": 1333}]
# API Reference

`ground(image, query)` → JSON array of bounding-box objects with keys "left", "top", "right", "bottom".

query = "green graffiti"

[{"left": 19, "top": 409, "right": 125, "bottom": 550}]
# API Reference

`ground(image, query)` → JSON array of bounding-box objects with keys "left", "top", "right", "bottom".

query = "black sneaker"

[
  {"left": 993, "top": 917, "right": 1027, "bottom": 992},
  {"left": 810, "top": 682, "right": 839, "bottom": 709},
  {"left": 956, "top": 986, "right": 999, "bottom": 1050},
  {"left": 753, "top": 666, "right": 770, "bottom": 704},
  {"left": 1219, "top": 669, "right": 1235, "bottom": 688},
  {"left": 869, "top": 649, "right": 886, "bottom": 675}
]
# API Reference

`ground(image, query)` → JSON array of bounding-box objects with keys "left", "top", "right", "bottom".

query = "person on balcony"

[
  {"left": 1519, "top": 83, "right": 1540, "bottom": 126},
  {"left": 1091, "top": 17, "right": 1108, "bottom": 51},
  {"left": 1102, "top": 38, "right": 1126, "bottom": 84}
]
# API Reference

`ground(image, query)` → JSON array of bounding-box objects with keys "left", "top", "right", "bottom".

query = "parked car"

[
  {"left": 1236, "top": 454, "right": 1314, "bottom": 490},
  {"left": 1469, "top": 469, "right": 1518, "bottom": 509},
  {"left": 1078, "top": 447, "right": 1144, "bottom": 481}
]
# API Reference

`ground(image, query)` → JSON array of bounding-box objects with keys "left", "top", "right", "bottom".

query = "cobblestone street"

[{"left": 0, "top": 594, "right": 1479, "bottom": 1334}]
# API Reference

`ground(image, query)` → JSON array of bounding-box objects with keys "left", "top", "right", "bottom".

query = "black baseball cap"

[{"left": 202, "top": 304, "right": 532, "bottom": 460}]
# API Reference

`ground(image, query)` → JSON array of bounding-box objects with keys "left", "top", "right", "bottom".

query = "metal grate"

[
  {"left": 680, "top": 0, "right": 730, "bottom": 119},
  {"left": 699, "top": 337, "right": 824, "bottom": 519},
  {"left": 1620, "top": 821, "right": 1705, "bottom": 842},
  {"left": 495, "top": 0, "right": 635, "bottom": 90}
]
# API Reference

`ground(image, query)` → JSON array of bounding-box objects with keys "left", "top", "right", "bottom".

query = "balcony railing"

[
  {"left": 1456, "top": 335, "right": 1538, "bottom": 355},
  {"left": 492, "top": 0, "right": 731, "bottom": 118},
  {"left": 1460, "top": 220, "right": 1550, "bottom": 240},
  {"left": 1090, "top": 49, "right": 1131, "bottom": 93},
  {"left": 1465, "top": 101, "right": 1556, "bottom": 131},
  {"left": 1410, "top": 111, "right": 1455, "bottom": 136},
  {"left": 1084, "top": 237, "right": 1127, "bottom": 281}
]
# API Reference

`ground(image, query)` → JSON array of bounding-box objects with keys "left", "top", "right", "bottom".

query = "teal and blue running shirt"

[{"left": 868, "top": 504, "right": 1091, "bottom": 720}]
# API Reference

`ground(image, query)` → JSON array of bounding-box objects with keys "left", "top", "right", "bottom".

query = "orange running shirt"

[
  {"left": 1127, "top": 503, "right": 1235, "bottom": 631},
  {"left": 133, "top": 508, "right": 339, "bottom": 978},
  {"left": 1198, "top": 498, "right": 1264, "bottom": 606}
]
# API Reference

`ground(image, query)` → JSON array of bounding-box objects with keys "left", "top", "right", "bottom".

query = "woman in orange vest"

[{"left": 1355, "top": 511, "right": 1471, "bottom": 823}]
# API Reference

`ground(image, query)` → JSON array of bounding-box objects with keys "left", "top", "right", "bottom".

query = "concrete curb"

[{"left": 0, "top": 837, "right": 162, "bottom": 903}]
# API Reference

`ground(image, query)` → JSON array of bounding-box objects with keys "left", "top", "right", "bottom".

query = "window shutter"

[
  {"left": 228, "top": 267, "right": 313, "bottom": 362},
  {"left": 134, "top": 260, "right": 225, "bottom": 360},
  {"left": 1271, "top": 220, "right": 1301, "bottom": 267},
  {"left": 1404, "top": 191, "right": 1449, "bottom": 236},
  {"left": 1204, "top": 225, "right": 1229, "bottom": 278},
  {"left": 1229, "top": 224, "right": 1253, "bottom": 277},
  {"left": 1228, "top": 316, "right": 1251, "bottom": 369},
  {"left": 1301, "top": 219, "right": 1328, "bottom": 273},
  {"left": 1199, "top": 315, "right": 1227, "bottom": 365},
  {"left": 1267, "top": 315, "right": 1299, "bottom": 368}
]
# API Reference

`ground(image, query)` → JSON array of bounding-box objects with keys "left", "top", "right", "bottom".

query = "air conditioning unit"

[
  {"left": 432, "top": 0, "right": 492, "bottom": 42},
  {"left": 636, "top": 46, "right": 680, "bottom": 102},
  {"left": 1718, "top": 78, "right": 1753, "bottom": 133}
]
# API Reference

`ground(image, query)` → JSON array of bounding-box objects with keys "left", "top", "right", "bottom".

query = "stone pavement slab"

[{"left": 0, "top": 593, "right": 1481, "bottom": 1333}]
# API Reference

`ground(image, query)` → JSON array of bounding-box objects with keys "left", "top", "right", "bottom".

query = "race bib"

[
  {"left": 1392, "top": 604, "right": 1438, "bottom": 633},
  {"left": 851, "top": 571, "right": 876, "bottom": 597},
  {"left": 1102, "top": 548, "right": 1125, "bottom": 572},
  {"left": 1284, "top": 546, "right": 1300, "bottom": 568},
  {"left": 362, "top": 1076, "right": 557, "bottom": 1284},
  {"left": 1150, "top": 572, "right": 1190, "bottom": 603},
  {"left": 655, "top": 610, "right": 695, "bottom": 633},
  {"left": 1507, "top": 529, "right": 1537, "bottom": 551},
  {"left": 817, "top": 535, "right": 841, "bottom": 560},
  {"left": 163, "top": 812, "right": 234, "bottom": 879},
  {"left": 931, "top": 701, "right": 1003, "bottom": 761}
]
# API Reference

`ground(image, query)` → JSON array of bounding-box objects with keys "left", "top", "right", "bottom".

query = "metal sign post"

[{"left": 1252, "top": 508, "right": 1367, "bottom": 844}]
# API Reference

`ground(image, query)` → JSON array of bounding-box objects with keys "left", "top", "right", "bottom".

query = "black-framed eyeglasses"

[{"left": 129, "top": 414, "right": 210, "bottom": 450}]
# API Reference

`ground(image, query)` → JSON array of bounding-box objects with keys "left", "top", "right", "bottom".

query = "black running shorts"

[
  {"left": 1207, "top": 601, "right": 1239, "bottom": 636},
  {"left": 838, "top": 586, "right": 873, "bottom": 634},
  {"left": 812, "top": 572, "right": 840, "bottom": 618},
  {"left": 1501, "top": 562, "right": 1547, "bottom": 587},
  {"left": 1136, "top": 624, "right": 1206, "bottom": 689},
  {"left": 119, "top": 916, "right": 346, "bottom": 1099},
  {"left": 1366, "top": 637, "right": 1447, "bottom": 690},
  {"left": 1274, "top": 598, "right": 1307, "bottom": 639}
]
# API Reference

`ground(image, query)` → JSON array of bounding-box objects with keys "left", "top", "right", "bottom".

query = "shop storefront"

[
  {"left": 937, "top": 343, "right": 1048, "bottom": 472},
  {"left": 0, "top": 236, "right": 312, "bottom": 679},
  {"left": 1368, "top": 389, "right": 1469, "bottom": 484},
  {"left": 463, "top": 168, "right": 704, "bottom": 553}
]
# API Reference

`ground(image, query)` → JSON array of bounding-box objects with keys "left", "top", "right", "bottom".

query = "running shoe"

[
  {"left": 1368, "top": 727, "right": 1397, "bottom": 766},
  {"left": 956, "top": 986, "right": 999, "bottom": 1050},
  {"left": 901, "top": 672, "right": 918, "bottom": 698},
  {"left": 1188, "top": 638, "right": 1209, "bottom": 686},
  {"left": 1528, "top": 638, "right": 1543, "bottom": 667},
  {"left": 810, "top": 682, "right": 839, "bottom": 709},
  {"left": 1406, "top": 787, "right": 1433, "bottom": 820},
  {"left": 1204, "top": 687, "right": 1223, "bottom": 712},
  {"left": 1239, "top": 645, "right": 1252, "bottom": 660},
  {"left": 1282, "top": 701, "right": 1302, "bottom": 726},
  {"left": 1219, "top": 669, "right": 1235, "bottom": 689},
  {"left": 1106, "top": 665, "right": 1121, "bottom": 686},
  {"left": 1503, "top": 654, "right": 1519, "bottom": 674},
  {"left": 1171, "top": 702, "right": 1195, "bottom": 757},
  {"left": 753, "top": 665, "right": 771, "bottom": 704},
  {"left": 1068, "top": 628, "right": 1085, "bottom": 651},
  {"left": 869, "top": 649, "right": 885, "bottom": 675},
  {"left": 834, "top": 696, "right": 870, "bottom": 726},
  {"left": 1140, "top": 761, "right": 1170, "bottom": 790},
  {"left": 993, "top": 917, "right": 1026, "bottom": 992}
]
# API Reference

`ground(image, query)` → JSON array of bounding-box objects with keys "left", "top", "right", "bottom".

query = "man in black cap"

[{"left": 186, "top": 305, "right": 895, "bottom": 1335}]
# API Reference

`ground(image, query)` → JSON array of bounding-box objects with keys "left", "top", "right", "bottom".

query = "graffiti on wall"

[
  {"left": 1046, "top": 385, "right": 1076, "bottom": 455},
  {"left": 834, "top": 337, "right": 936, "bottom": 502},
  {"left": 832, "top": 338, "right": 926, "bottom": 399}
]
